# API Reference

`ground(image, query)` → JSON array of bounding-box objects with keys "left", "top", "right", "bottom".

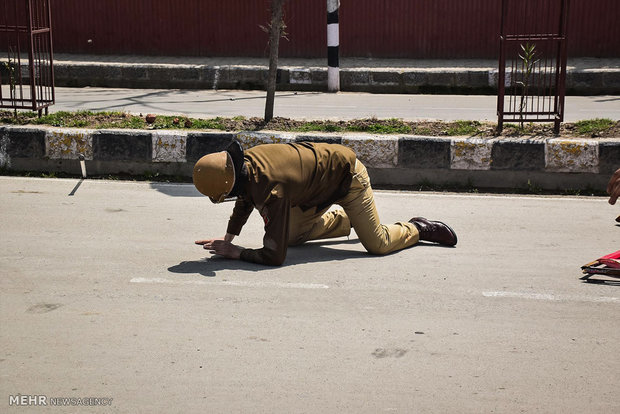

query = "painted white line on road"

[
  {"left": 377, "top": 189, "right": 606, "bottom": 202},
  {"left": 483, "top": 291, "right": 618, "bottom": 303},
  {"left": 130, "top": 277, "right": 329, "bottom": 290}
]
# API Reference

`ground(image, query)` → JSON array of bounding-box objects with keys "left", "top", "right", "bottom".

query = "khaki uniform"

[{"left": 227, "top": 142, "right": 418, "bottom": 265}]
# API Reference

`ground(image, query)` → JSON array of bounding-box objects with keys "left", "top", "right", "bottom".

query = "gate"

[
  {"left": 1, "top": 0, "right": 55, "bottom": 116},
  {"left": 497, "top": 0, "right": 569, "bottom": 134}
]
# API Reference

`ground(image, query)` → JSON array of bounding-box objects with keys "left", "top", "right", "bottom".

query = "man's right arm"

[
  {"left": 226, "top": 197, "right": 254, "bottom": 236},
  {"left": 238, "top": 194, "right": 291, "bottom": 266}
]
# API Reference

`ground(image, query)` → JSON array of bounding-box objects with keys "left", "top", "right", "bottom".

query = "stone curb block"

[
  {"left": 545, "top": 139, "right": 599, "bottom": 173},
  {"left": 450, "top": 138, "right": 494, "bottom": 171},
  {"left": 46, "top": 128, "right": 95, "bottom": 160},
  {"left": 490, "top": 138, "right": 546, "bottom": 171},
  {"left": 1, "top": 126, "right": 618, "bottom": 188},
  {"left": 342, "top": 135, "right": 398, "bottom": 168},
  {"left": 93, "top": 130, "right": 152, "bottom": 161},
  {"left": 52, "top": 62, "right": 620, "bottom": 94},
  {"left": 152, "top": 130, "right": 187, "bottom": 163},
  {"left": 398, "top": 136, "right": 451, "bottom": 169},
  {"left": 599, "top": 141, "right": 620, "bottom": 174},
  {"left": 1, "top": 126, "right": 46, "bottom": 166}
]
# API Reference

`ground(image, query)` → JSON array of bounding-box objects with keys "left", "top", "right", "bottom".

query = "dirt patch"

[{"left": 1, "top": 110, "right": 618, "bottom": 138}]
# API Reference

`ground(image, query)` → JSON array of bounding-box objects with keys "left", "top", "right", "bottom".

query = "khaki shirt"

[{"left": 226, "top": 142, "right": 356, "bottom": 265}]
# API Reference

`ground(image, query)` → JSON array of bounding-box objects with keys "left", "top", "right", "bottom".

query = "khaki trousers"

[{"left": 288, "top": 160, "right": 419, "bottom": 254}]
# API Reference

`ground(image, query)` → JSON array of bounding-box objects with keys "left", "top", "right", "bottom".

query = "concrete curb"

[
  {"left": 52, "top": 62, "right": 620, "bottom": 95},
  {"left": 1, "top": 125, "right": 617, "bottom": 191}
]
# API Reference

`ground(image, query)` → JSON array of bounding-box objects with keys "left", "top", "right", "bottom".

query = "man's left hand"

[{"left": 196, "top": 239, "right": 243, "bottom": 260}]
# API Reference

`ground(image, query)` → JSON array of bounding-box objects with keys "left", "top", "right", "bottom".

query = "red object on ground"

[
  {"left": 597, "top": 250, "right": 620, "bottom": 268},
  {"left": 581, "top": 250, "right": 620, "bottom": 280}
]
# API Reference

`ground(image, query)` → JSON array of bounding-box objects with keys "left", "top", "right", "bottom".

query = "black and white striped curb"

[{"left": 1, "top": 126, "right": 618, "bottom": 189}]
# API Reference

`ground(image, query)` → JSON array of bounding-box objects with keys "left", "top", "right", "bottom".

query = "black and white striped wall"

[
  {"left": 1, "top": 125, "right": 617, "bottom": 191},
  {"left": 327, "top": 0, "right": 340, "bottom": 92}
]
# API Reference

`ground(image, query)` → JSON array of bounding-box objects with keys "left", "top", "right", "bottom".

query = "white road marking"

[
  {"left": 130, "top": 277, "right": 329, "bottom": 290},
  {"left": 482, "top": 291, "right": 619, "bottom": 303},
  {"left": 378, "top": 189, "right": 606, "bottom": 202}
]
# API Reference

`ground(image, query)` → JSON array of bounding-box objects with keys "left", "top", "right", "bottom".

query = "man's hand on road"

[
  {"left": 607, "top": 168, "right": 620, "bottom": 205},
  {"left": 195, "top": 238, "right": 243, "bottom": 260}
]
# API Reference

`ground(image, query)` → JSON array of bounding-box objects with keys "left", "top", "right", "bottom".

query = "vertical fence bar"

[
  {"left": 555, "top": 0, "right": 569, "bottom": 133},
  {"left": 27, "top": 0, "right": 37, "bottom": 112},
  {"left": 497, "top": 0, "right": 506, "bottom": 132},
  {"left": 327, "top": 0, "right": 340, "bottom": 92},
  {"left": 47, "top": 0, "right": 55, "bottom": 113}
]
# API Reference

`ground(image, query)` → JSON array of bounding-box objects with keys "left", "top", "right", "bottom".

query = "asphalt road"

[
  {"left": 47, "top": 87, "right": 620, "bottom": 122},
  {"left": 1, "top": 177, "right": 619, "bottom": 413}
]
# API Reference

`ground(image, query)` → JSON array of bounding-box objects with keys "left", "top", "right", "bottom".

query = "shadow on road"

[
  {"left": 149, "top": 183, "right": 201, "bottom": 197},
  {"left": 167, "top": 238, "right": 456, "bottom": 277},
  {"left": 168, "top": 239, "right": 369, "bottom": 277},
  {"left": 168, "top": 258, "right": 261, "bottom": 277},
  {"left": 581, "top": 278, "right": 620, "bottom": 287}
]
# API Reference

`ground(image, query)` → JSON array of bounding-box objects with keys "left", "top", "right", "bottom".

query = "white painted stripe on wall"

[
  {"left": 0, "top": 134, "right": 10, "bottom": 169},
  {"left": 545, "top": 139, "right": 599, "bottom": 173},
  {"left": 289, "top": 68, "right": 312, "bottom": 85},
  {"left": 327, "top": 66, "right": 340, "bottom": 91},
  {"left": 342, "top": 135, "right": 398, "bottom": 168},
  {"left": 327, "top": 24, "right": 340, "bottom": 47},
  {"left": 327, "top": 0, "right": 340, "bottom": 13},
  {"left": 46, "top": 128, "right": 94, "bottom": 160},
  {"left": 152, "top": 130, "right": 187, "bottom": 162},
  {"left": 450, "top": 138, "right": 494, "bottom": 170},
  {"left": 236, "top": 131, "right": 295, "bottom": 150}
]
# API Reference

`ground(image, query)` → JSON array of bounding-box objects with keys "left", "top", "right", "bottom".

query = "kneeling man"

[{"left": 194, "top": 141, "right": 457, "bottom": 266}]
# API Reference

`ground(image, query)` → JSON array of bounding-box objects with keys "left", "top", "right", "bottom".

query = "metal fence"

[
  {"left": 497, "top": 0, "right": 569, "bottom": 134},
  {"left": 47, "top": 0, "right": 619, "bottom": 58},
  {"left": 1, "top": 0, "right": 55, "bottom": 116}
]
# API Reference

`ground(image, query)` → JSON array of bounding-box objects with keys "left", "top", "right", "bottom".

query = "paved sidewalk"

[
  {"left": 49, "top": 54, "right": 620, "bottom": 94},
  {"left": 47, "top": 87, "right": 620, "bottom": 122}
]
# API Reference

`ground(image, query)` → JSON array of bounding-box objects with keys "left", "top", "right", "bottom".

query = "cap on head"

[{"left": 193, "top": 151, "right": 235, "bottom": 203}]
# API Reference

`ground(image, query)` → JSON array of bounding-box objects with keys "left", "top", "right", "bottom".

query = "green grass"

[
  {"left": 502, "top": 122, "right": 539, "bottom": 136},
  {"left": 346, "top": 118, "right": 412, "bottom": 134},
  {"left": 446, "top": 120, "right": 482, "bottom": 136},
  {"left": 1, "top": 110, "right": 616, "bottom": 139},
  {"left": 412, "top": 127, "right": 432, "bottom": 135},
  {"left": 574, "top": 118, "right": 614, "bottom": 136},
  {"left": 293, "top": 121, "right": 343, "bottom": 133}
]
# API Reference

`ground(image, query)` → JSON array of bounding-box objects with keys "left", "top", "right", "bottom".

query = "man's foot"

[{"left": 409, "top": 217, "right": 458, "bottom": 246}]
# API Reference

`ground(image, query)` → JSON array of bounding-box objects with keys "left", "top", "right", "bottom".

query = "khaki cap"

[{"left": 192, "top": 151, "right": 235, "bottom": 203}]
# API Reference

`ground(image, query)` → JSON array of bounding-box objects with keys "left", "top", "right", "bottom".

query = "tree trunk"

[{"left": 264, "top": 0, "right": 286, "bottom": 122}]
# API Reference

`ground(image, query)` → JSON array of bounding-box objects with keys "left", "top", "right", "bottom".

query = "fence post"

[{"left": 327, "top": 0, "right": 340, "bottom": 92}]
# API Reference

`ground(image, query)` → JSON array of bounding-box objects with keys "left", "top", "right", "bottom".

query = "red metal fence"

[
  {"left": 1, "top": 0, "right": 55, "bottom": 115},
  {"left": 12, "top": 0, "right": 620, "bottom": 58},
  {"left": 497, "top": 0, "right": 569, "bottom": 133}
]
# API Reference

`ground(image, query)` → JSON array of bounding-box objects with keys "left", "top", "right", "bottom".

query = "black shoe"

[{"left": 409, "top": 217, "right": 458, "bottom": 246}]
